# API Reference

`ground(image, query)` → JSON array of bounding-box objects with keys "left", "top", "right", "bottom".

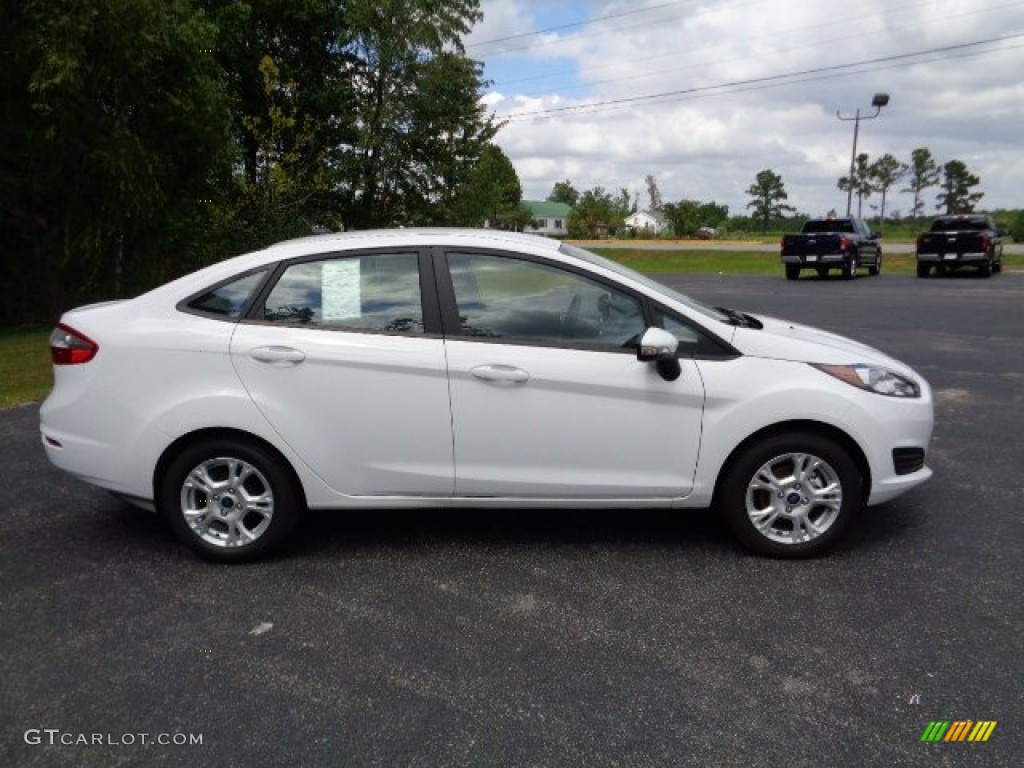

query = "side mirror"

[{"left": 637, "top": 327, "right": 681, "bottom": 382}]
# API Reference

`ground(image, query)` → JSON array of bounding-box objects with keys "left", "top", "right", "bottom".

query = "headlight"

[{"left": 811, "top": 363, "right": 921, "bottom": 398}]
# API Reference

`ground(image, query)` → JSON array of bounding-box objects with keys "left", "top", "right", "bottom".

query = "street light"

[{"left": 837, "top": 92, "right": 890, "bottom": 216}]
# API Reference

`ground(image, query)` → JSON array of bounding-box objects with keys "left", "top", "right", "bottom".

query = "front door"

[{"left": 439, "top": 250, "right": 705, "bottom": 499}]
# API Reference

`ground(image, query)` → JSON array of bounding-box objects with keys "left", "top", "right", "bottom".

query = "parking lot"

[{"left": 2, "top": 273, "right": 1021, "bottom": 767}]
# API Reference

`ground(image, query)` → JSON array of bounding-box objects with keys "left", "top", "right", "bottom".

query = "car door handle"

[
  {"left": 249, "top": 346, "right": 306, "bottom": 365},
  {"left": 470, "top": 364, "right": 530, "bottom": 384}
]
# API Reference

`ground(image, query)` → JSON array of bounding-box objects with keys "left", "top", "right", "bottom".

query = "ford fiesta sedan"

[{"left": 41, "top": 229, "right": 933, "bottom": 561}]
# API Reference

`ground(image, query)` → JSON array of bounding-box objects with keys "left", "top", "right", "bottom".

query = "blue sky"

[{"left": 465, "top": 0, "right": 1024, "bottom": 216}]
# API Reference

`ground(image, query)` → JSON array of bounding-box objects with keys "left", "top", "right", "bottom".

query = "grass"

[
  {"left": 0, "top": 327, "right": 53, "bottom": 409},
  {"left": 2, "top": 248, "right": 1021, "bottom": 409}
]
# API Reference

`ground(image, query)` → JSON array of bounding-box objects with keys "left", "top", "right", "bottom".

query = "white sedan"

[{"left": 40, "top": 229, "right": 933, "bottom": 561}]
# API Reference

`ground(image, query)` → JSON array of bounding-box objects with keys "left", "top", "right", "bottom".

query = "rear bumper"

[
  {"left": 781, "top": 254, "right": 854, "bottom": 265},
  {"left": 917, "top": 252, "right": 990, "bottom": 264}
]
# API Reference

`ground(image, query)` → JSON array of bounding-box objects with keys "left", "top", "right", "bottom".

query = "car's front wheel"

[
  {"left": 159, "top": 438, "right": 302, "bottom": 562},
  {"left": 718, "top": 432, "right": 862, "bottom": 558},
  {"left": 843, "top": 256, "right": 858, "bottom": 280}
]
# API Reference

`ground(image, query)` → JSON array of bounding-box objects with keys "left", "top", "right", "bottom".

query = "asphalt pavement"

[{"left": 1, "top": 272, "right": 1021, "bottom": 767}]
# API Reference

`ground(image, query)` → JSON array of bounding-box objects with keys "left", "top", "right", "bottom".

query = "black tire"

[
  {"left": 992, "top": 258, "right": 1002, "bottom": 274},
  {"left": 843, "top": 255, "right": 858, "bottom": 280},
  {"left": 815, "top": 267, "right": 828, "bottom": 278},
  {"left": 159, "top": 438, "right": 302, "bottom": 562},
  {"left": 868, "top": 253, "right": 882, "bottom": 276},
  {"left": 916, "top": 262, "right": 930, "bottom": 278},
  {"left": 979, "top": 258, "right": 992, "bottom": 278},
  {"left": 717, "top": 432, "right": 862, "bottom": 558},
  {"left": 785, "top": 264, "right": 800, "bottom": 280}
]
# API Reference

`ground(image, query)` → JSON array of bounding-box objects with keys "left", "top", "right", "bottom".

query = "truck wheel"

[
  {"left": 916, "top": 263, "right": 930, "bottom": 278},
  {"left": 785, "top": 265, "right": 800, "bottom": 280},
  {"left": 843, "top": 257, "right": 857, "bottom": 280},
  {"left": 868, "top": 254, "right": 882, "bottom": 276},
  {"left": 979, "top": 259, "right": 992, "bottom": 278}
]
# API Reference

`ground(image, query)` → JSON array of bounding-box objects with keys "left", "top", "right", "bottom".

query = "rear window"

[
  {"left": 931, "top": 218, "right": 988, "bottom": 232},
  {"left": 185, "top": 270, "right": 267, "bottom": 319},
  {"left": 802, "top": 220, "right": 855, "bottom": 234}
]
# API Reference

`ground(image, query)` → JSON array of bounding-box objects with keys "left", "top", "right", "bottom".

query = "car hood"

[{"left": 729, "top": 313, "right": 911, "bottom": 372}]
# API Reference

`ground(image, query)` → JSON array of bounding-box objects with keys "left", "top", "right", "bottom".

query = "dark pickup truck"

[
  {"left": 780, "top": 217, "right": 882, "bottom": 280},
  {"left": 915, "top": 214, "right": 1004, "bottom": 277}
]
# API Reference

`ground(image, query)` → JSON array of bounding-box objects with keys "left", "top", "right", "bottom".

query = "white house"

[
  {"left": 624, "top": 209, "right": 669, "bottom": 235},
  {"left": 521, "top": 201, "right": 571, "bottom": 237}
]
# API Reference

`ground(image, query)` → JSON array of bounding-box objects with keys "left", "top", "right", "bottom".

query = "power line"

[
  {"left": 489, "top": 0, "right": 1015, "bottom": 91},
  {"left": 468, "top": 0, "right": 688, "bottom": 48},
  {"left": 499, "top": 33, "right": 1024, "bottom": 122}
]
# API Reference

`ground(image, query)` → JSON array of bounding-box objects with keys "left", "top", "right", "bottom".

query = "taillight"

[
  {"left": 838, "top": 236, "right": 849, "bottom": 251},
  {"left": 979, "top": 234, "right": 991, "bottom": 250},
  {"left": 49, "top": 324, "right": 98, "bottom": 365}
]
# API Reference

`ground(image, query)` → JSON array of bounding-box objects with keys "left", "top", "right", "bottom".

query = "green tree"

[
  {"left": 662, "top": 199, "right": 729, "bottom": 237},
  {"left": 746, "top": 170, "right": 795, "bottom": 233},
  {"left": 547, "top": 180, "right": 580, "bottom": 208},
  {"left": 204, "top": 0, "right": 492, "bottom": 232},
  {"left": 567, "top": 186, "right": 630, "bottom": 237},
  {"left": 335, "top": 0, "right": 490, "bottom": 229},
  {"left": 0, "top": 0, "right": 231, "bottom": 324},
  {"left": 902, "top": 147, "right": 941, "bottom": 220},
  {"left": 447, "top": 144, "right": 523, "bottom": 226},
  {"left": 936, "top": 160, "right": 984, "bottom": 214},
  {"left": 838, "top": 154, "right": 874, "bottom": 217},
  {"left": 869, "top": 153, "right": 908, "bottom": 224}
]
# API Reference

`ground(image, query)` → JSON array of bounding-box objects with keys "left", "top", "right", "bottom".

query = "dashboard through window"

[{"left": 446, "top": 252, "right": 645, "bottom": 349}]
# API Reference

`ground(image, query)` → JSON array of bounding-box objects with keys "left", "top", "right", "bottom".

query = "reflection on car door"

[
  {"left": 440, "top": 250, "right": 705, "bottom": 499},
  {"left": 231, "top": 250, "right": 454, "bottom": 496}
]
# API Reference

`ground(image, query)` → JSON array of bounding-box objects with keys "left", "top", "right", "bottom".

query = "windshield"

[{"left": 559, "top": 243, "right": 730, "bottom": 324}]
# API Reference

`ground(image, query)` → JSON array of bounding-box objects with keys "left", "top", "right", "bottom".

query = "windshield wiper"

[{"left": 714, "top": 306, "right": 763, "bottom": 329}]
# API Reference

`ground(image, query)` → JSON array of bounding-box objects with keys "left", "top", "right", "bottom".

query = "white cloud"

[{"left": 473, "top": 0, "right": 1024, "bottom": 214}]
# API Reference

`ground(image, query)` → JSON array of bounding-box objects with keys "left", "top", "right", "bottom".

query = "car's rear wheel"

[
  {"left": 979, "top": 257, "right": 992, "bottom": 277},
  {"left": 843, "top": 256, "right": 857, "bottom": 280},
  {"left": 718, "top": 432, "right": 861, "bottom": 558},
  {"left": 785, "top": 264, "right": 800, "bottom": 280},
  {"left": 916, "top": 262, "right": 930, "bottom": 278},
  {"left": 159, "top": 438, "right": 301, "bottom": 562}
]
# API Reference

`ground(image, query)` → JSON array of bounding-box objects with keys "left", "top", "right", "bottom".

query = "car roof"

[{"left": 264, "top": 228, "right": 563, "bottom": 257}]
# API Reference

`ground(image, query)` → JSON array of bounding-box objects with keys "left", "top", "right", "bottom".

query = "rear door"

[{"left": 231, "top": 248, "right": 454, "bottom": 496}]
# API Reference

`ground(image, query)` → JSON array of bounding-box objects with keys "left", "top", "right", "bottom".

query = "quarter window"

[
  {"left": 263, "top": 252, "right": 424, "bottom": 333},
  {"left": 187, "top": 270, "right": 267, "bottom": 319},
  {"left": 447, "top": 252, "right": 645, "bottom": 349}
]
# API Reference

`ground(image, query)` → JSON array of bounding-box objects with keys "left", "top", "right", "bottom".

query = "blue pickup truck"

[{"left": 780, "top": 217, "right": 882, "bottom": 280}]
